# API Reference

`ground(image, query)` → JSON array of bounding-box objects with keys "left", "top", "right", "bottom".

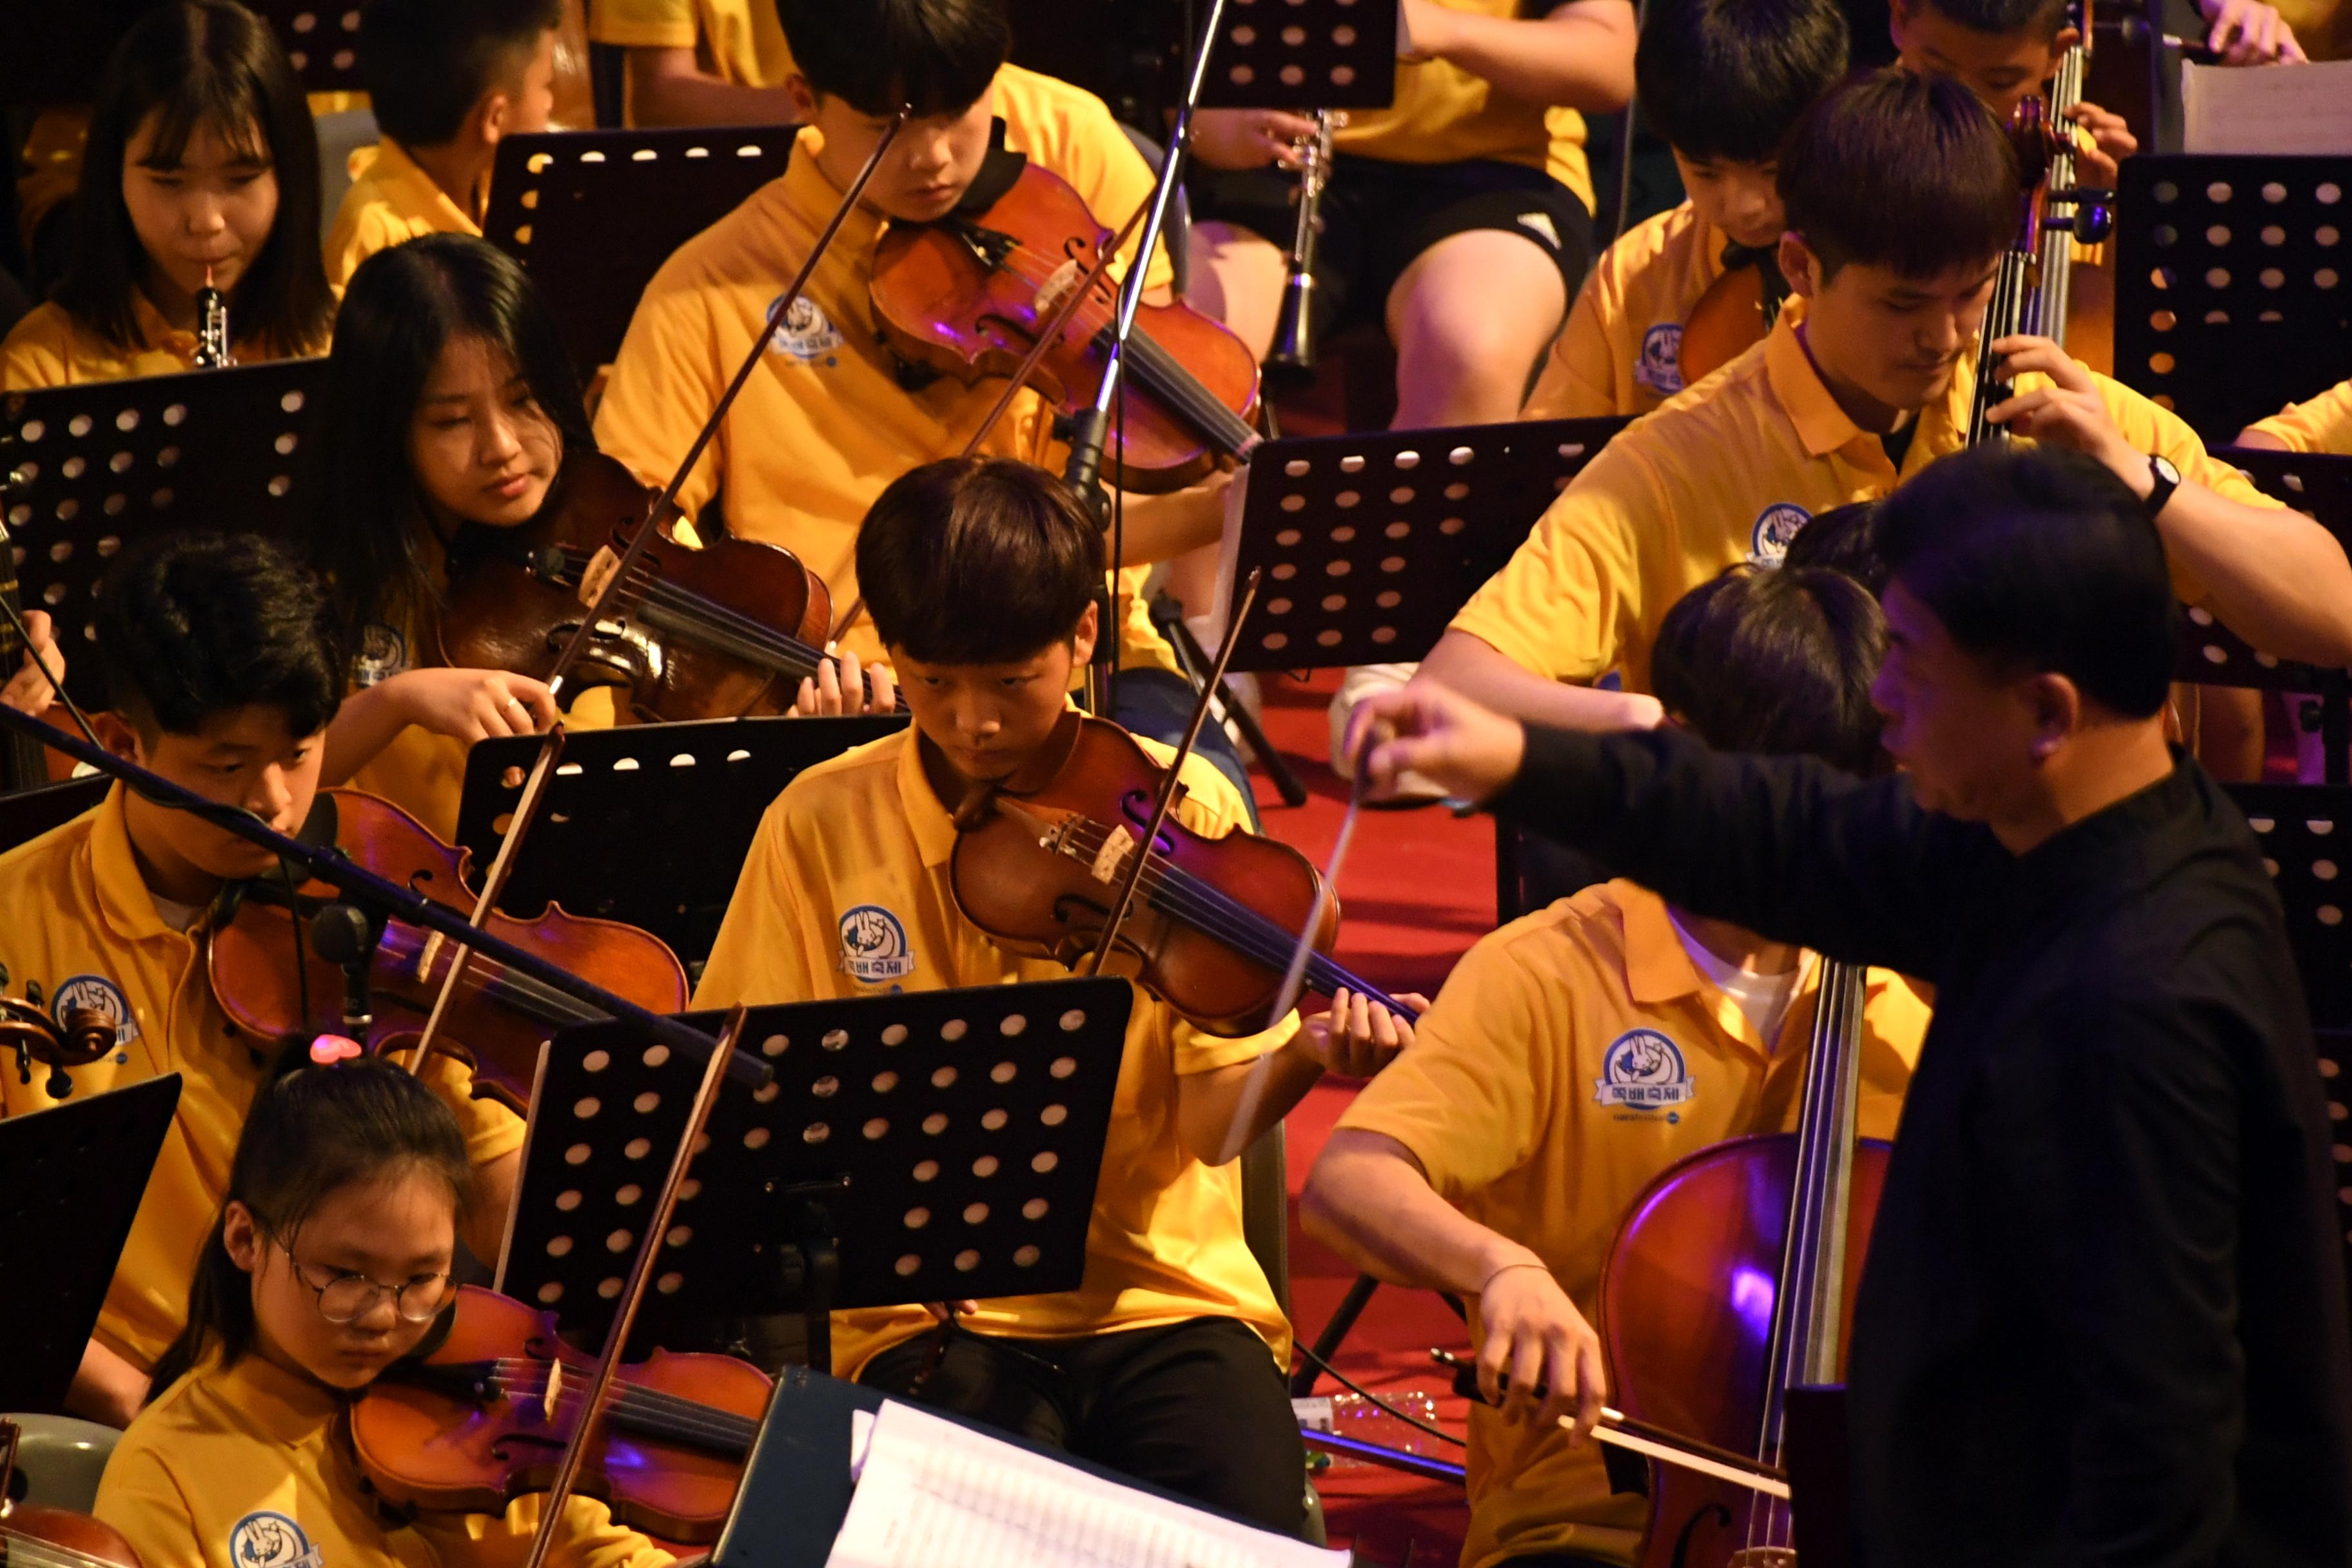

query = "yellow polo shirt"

[
  {"left": 0, "top": 291, "right": 313, "bottom": 390},
  {"left": 595, "top": 64, "right": 1179, "bottom": 673},
  {"left": 99, "top": 1348, "right": 671, "bottom": 1568},
  {"left": 2246, "top": 376, "right": 2352, "bottom": 455},
  {"left": 1337, "top": 881, "right": 1930, "bottom": 1568},
  {"left": 0, "top": 787, "right": 524, "bottom": 1372},
  {"left": 691, "top": 724, "right": 1295, "bottom": 1378},
  {"left": 587, "top": 0, "right": 794, "bottom": 90},
  {"left": 1524, "top": 200, "right": 1727, "bottom": 418},
  {"left": 1332, "top": 0, "right": 1596, "bottom": 213},
  {"left": 1454, "top": 311, "right": 2264, "bottom": 692},
  {"left": 325, "top": 139, "right": 480, "bottom": 292}
]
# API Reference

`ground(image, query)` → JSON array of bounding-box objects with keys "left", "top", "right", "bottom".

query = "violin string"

[
  {"left": 482, "top": 1372, "right": 758, "bottom": 1451},
  {"left": 1041, "top": 812, "right": 1406, "bottom": 1014},
  {"left": 0, "top": 1531, "right": 119, "bottom": 1568},
  {"left": 484, "top": 1357, "right": 758, "bottom": 1434},
  {"left": 555, "top": 557, "right": 832, "bottom": 682},
  {"left": 482, "top": 1360, "right": 760, "bottom": 1447}
]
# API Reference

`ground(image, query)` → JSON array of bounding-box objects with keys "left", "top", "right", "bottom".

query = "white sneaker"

[{"left": 1328, "top": 663, "right": 1447, "bottom": 803}]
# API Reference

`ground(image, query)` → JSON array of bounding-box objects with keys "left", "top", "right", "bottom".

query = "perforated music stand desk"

[
  {"left": 2171, "top": 450, "right": 2352, "bottom": 781},
  {"left": 2, "top": 359, "right": 326, "bottom": 710},
  {"left": 499, "top": 979, "right": 1132, "bottom": 1371},
  {"left": 454, "top": 715, "right": 906, "bottom": 972},
  {"left": 0, "top": 1073, "right": 180, "bottom": 1411},
  {"left": 0, "top": 0, "right": 360, "bottom": 102},
  {"left": 2113, "top": 155, "right": 2352, "bottom": 440},
  {"left": 1219, "top": 415, "right": 1631, "bottom": 674},
  {"left": 485, "top": 128, "right": 800, "bottom": 378},
  {"left": 1198, "top": 0, "right": 1400, "bottom": 110}
]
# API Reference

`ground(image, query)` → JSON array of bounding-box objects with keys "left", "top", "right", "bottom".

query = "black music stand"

[
  {"left": 2173, "top": 449, "right": 2352, "bottom": 782},
  {"left": 484, "top": 128, "right": 800, "bottom": 378},
  {"left": 246, "top": 0, "right": 366, "bottom": 96},
  {"left": 2, "top": 360, "right": 326, "bottom": 710},
  {"left": 498, "top": 979, "right": 1132, "bottom": 1373},
  {"left": 0, "top": 1073, "right": 180, "bottom": 1411},
  {"left": 1219, "top": 416, "right": 1631, "bottom": 674},
  {"left": 1198, "top": 0, "right": 1400, "bottom": 110},
  {"left": 0, "top": 775, "right": 110, "bottom": 854},
  {"left": 453, "top": 715, "right": 906, "bottom": 972},
  {"left": 2113, "top": 155, "right": 2352, "bottom": 439}
]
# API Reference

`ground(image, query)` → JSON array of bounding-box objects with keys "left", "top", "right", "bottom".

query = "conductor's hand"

[
  {"left": 2063, "top": 100, "right": 2135, "bottom": 188},
  {"left": 2, "top": 609, "right": 63, "bottom": 718},
  {"left": 1342, "top": 683, "right": 1527, "bottom": 806},
  {"left": 2197, "top": 0, "right": 2306, "bottom": 63},
  {"left": 1983, "top": 336, "right": 2153, "bottom": 496},
  {"left": 1476, "top": 1257, "right": 1607, "bottom": 1441},
  {"left": 1191, "top": 108, "right": 1322, "bottom": 172},
  {"left": 794, "top": 643, "right": 897, "bottom": 716},
  {"left": 1296, "top": 986, "right": 1429, "bottom": 1078},
  {"left": 392, "top": 667, "right": 561, "bottom": 743}
]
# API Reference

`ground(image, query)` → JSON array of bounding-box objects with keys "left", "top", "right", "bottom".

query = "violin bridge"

[
  {"left": 542, "top": 1360, "right": 563, "bottom": 1424},
  {"left": 415, "top": 930, "right": 444, "bottom": 986},
  {"left": 1088, "top": 824, "right": 1137, "bottom": 886}
]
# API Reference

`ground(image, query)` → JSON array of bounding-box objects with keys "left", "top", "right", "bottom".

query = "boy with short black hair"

[
  {"left": 325, "top": 0, "right": 560, "bottom": 288},
  {"left": 1524, "top": 0, "right": 1849, "bottom": 418},
  {"left": 0, "top": 532, "right": 522, "bottom": 1427},
  {"left": 692, "top": 457, "right": 1419, "bottom": 1529},
  {"left": 1421, "top": 68, "right": 2352, "bottom": 736},
  {"left": 1306, "top": 563, "right": 1926, "bottom": 1567}
]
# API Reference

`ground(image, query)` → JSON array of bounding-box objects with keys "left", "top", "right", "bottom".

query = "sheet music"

[
  {"left": 2182, "top": 61, "right": 2352, "bottom": 153},
  {"left": 827, "top": 1400, "right": 1349, "bottom": 1568}
]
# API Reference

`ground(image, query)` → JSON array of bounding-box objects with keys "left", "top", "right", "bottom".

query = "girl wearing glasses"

[{"left": 93, "top": 1058, "right": 675, "bottom": 1568}]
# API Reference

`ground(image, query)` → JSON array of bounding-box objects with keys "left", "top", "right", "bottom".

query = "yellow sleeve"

[
  {"left": 1041, "top": 90, "right": 1177, "bottom": 295},
  {"left": 0, "top": 307, "right": 72, "bottom": 391},
  {"left": 415, "top": 1046, "right": 529, "bottom": 1166},
  {"left": 421, "top": 1493, "right": 675, "bottom": 1568},
  {"left": 1522, "top": 266, "right": 1623, "bottom": 420},
  {"left": 587, "top": 0, "right": 701, "bottom": 48},
  {"left": 595, "top": 274, "right": 728, "bottom": 525},
  {"left": 1333, "top": 926, "right": 1559, "bottom": 1199},
  {"left": 91, "top": 1440, "right": 206, "bottom": 1568},
  {"left": 692, "top": 791, "right": 828, "bottom": 1008},
  {"left": 1447, "top": 445, "right": 1655, "bottom": 684},
  {"left": 2246, "top": 378, "right": 2352, "bottom": 456},
  {"left": 324, "top": 187, "right": 393, "bottom": 293}
]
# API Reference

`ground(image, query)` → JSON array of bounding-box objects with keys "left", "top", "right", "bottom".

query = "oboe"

[
  {"left": 193, "top": 265, "right": 234, "bottom": 369},
  {"left": 1266, "top": 110, "right": 1338, "bottom": 379}
]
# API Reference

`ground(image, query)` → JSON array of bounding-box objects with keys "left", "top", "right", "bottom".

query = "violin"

[
  {"left": 948, "top": 711, "right": 1416, "bottom": 1036},
  {"left": 434, "top": 449, "right": 863, "bottom": 722},
  {"left": 0, "top": 1418, "right": 143, "bottom": 1568},
  {"left": 205, "top": 788, "right": 689, "bottom": 1109},
  {"left": 870, "top": 156, "right": 1262, "bottom": 493},
  {"left": 348, "top": 1287, "right": 770, "bottom": 1545},
  {"left": 1600, "top": 961, "right": 1884, "bottom": 1565},
  {"left": 1678, "top": 244, "right": 1789, "bottom": 391}
]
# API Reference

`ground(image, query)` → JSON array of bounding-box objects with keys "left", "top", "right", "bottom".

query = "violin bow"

[
  {"left": 1080, "top": 567, "right": 1262, "bottom": 975},
  {"left": 398, "top": 112, "right": 911, "bottom": 1082},
  {"left": 829, "top": 190, "right": 1157, "bottom": 644},
  {"left": 516, "top": 1004, "right": 749, "bottom": 1568}
]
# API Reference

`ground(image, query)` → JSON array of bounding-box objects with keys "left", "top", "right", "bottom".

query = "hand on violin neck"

[
  {"left": 1982, "top": 337, "right": 2142, "bottom": 484},
  {"left": 792, "top": 643, "right": 897, "bottom": 717},
  {"left": 1, "top": 608, "right": 63, "bottom": 720},
  {"left": 1295, "top": 986, "right": 1427, "bottom": 1079},
  {"left": 2062, "top": 101, "right": 2135, "bottom": 188}
]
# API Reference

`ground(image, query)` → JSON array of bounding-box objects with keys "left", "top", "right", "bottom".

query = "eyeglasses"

[{"left": 271, "top": 1237, "right": 453, "bottom": 1325}]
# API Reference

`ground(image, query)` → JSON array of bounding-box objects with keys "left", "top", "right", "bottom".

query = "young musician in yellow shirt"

[
  {"left": 587, "top": 0, "right": 803, "bottom": 126},
  {"left": 1, "top": 1, "right": 333, "bottom": 387},
  {"left": 98, "top": 1059, "right": 672, "bottom": 1568},
  {"left": 1524, "top": 0, "right": 1848, "bottom": 419},
  {"left": 1306, "top": 563, "right": 1928, "bottom": 1568},
  {"left": 2240, "top": 375, "right": 2352, "bottom": 453},
  {"left": 594, "top": 0, "right": 1251, "bottom": 794},
  {"left": 0, "top": 533, "right": 524, "bottom": 1428},
  {"left": 692, "top": 456, "right": 1421, "bottom": 1529},
  {"left": 324, "top": 0, "right": 560, "bottom": 291},
  {"left": 1418, "top": 70, "right": 2352, "bottom": 736}
]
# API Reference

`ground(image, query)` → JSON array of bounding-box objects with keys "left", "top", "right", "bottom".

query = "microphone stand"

[
  {"left": 1060, "top": 0, "right": 1229, "bottom": 719},
  {"left": 0, "top": 698, "right": 769, "bottom": 1090}
]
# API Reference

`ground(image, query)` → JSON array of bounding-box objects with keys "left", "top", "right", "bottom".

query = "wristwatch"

[{"left": 2144, "top": 453, "right": 2182, "bottom": 518}]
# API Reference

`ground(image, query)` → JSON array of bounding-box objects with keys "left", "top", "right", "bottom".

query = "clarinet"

[
  {"left": 193, "top": 268, "right": 235, "bottom": 369},
  {"left": 1266, "top": 110, "right": 1338, "bottom": 379}
]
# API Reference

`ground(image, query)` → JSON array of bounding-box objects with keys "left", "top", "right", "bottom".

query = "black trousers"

[{"left": 859, "top": 1316, "right": 1307, "bottom": 1536}]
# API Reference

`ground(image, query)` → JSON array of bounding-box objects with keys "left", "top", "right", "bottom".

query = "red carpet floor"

[{"left": 1240, "top": 667, "right": 1491, "bottom": 1566}]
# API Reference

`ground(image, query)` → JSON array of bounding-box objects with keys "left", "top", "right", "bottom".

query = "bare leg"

[
  {"left": 1386, "top": 227, "right": 1571, "bottom": 429},
  {"left": 1188, "top": 220, "right": 1289, "bottom": 366}
]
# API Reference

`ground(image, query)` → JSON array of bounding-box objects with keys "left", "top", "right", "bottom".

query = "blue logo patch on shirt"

[
  {"left": 1636, "top": 323, "right": 1685, "bottom": 398},
  {"left": 839, "top": 904, "right": 916, "bottom": 983},
  {"left": 1749, "top": 502, "right": 1812, "bottom": 567},
  {"left": 230, "top": 1511, "right": 322, "bottom": 1568},
  {"left": 53, "top": 974, "right": 138, "bottom": 1047},
  {"left": 765, "top": 294, "right": 846, "bottom": 363},
  {"left": 351, "top": 622, "right": 409, "bottom": 688},
  {"left": 1595, "top": 1028, "right": 1698, "bottom": 1111}
]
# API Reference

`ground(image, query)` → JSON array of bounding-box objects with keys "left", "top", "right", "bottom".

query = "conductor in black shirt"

[{"left": 1346, "top": 444, "right": 2352, "bottom": 1567}]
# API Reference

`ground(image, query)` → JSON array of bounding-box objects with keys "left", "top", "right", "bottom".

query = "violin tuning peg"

[{"left": 2075, "top": 202, "right": 2115, "bottom": 245}]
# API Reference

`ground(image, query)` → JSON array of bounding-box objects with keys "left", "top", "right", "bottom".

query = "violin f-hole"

[{"left": 1667, "top": 1501, "right": 1734, "bottom": 1568}]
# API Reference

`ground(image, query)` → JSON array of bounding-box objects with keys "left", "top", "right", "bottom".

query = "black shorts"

[{"left": 1190, "top": 153, "right": 1594, "bottom": 335}]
